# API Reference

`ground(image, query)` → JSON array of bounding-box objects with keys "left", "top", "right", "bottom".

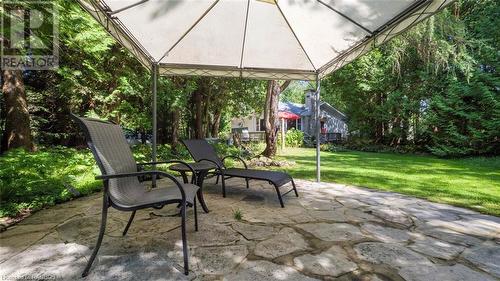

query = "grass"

[
  {"left": 1, "top": 145, "right": 498, "bottom": 219},
  {"left": 272, "top": 148, "right": 500, "bottom": 216},
  {"left": 233, "top": 208, "right": 243, "bottom": 221}
]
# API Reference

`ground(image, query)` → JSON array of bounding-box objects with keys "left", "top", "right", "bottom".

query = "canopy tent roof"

[{"left": 78, "top": 0, "right": 454, "bottom": 81}]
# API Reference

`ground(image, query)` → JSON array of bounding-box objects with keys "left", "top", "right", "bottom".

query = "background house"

[{"left": 231, "top": 90, "right": 348, "bottom": 142}]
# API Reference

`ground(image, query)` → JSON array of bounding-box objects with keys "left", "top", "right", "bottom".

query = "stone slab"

[
  {"left": 231, "top": 222, "right": 275, "bottom": 241},
  {"left": 409, "top": 236, "right": 465, "bottom": 260},
  {"left": 0, "top": 242, "right": 88, "bottom": 280},
  {"left": 424, "top": 219, "right": 500, "bottom": 239},
  {"left": 182, "top": 224, "right": 241, "bottom": 247},
  {"left": 297, "top": 223, "right": 366, "bottom": 242},
  {"left": 293, "top": 246, "right": 357, "bottom": 277},
  {"left": 355, "top": 242, "right": 432, "bottom": 269},
  {"left": 224, "top": 260, "right": 320, "bottom": 281},
  {"left": 415, "top": 226, "right": 483, "bottom": 246},
  {"left": 86, "top": 253, "right": 192, "bottom": 281},
  {"left": 361, "top": 223, "right": 412, "bottom": 243},
  {"left": 190, "top": 245, "right": 248, "bottom": 275},
  {"left": 254, "top": 227, "right": 309, "bottom": 259},
  {"left": 368, "top": 207, "right": 413, "bottom": 227},
  {"left": 0, "top": 223, "right": 57, "bottom": 262},
  {"left": 462, "top": 242, "right": 500, "bottom": 278},
  {"left": 399, "top": 264, "right": 496, "bottom": 281}
]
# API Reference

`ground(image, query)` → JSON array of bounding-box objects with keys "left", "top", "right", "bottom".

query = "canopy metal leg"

[
  {"left": 152, "top": 63, "right": 158, "bottom": 186},
  {"left": 315, "top": 77, "right": 321, "bottom": 183},
  {"left": 152, "top": 63, "right": 158, "bottom": 163}
]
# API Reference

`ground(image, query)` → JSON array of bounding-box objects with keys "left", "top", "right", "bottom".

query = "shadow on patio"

[{"left": 1, "top": 178, "right": 499, "bottom": 281}]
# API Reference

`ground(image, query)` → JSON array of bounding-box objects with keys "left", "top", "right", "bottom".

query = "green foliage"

[
  {"left": 0, "top": 141, "right": 264, "bottom": 218},
  {"left": 426, "top": 73, "right": 500, "bottom": 157},
  {"left": 132, "top": 144, "right": 191, "bottom": 162},
  {"left": 0, "top": 147, "right": 101, "bottom": 217},
  {"left": 285, "top": 128, "right": 304, "bottom": 148},
  {"left": 233, "top": 208, "right": 243, "bottom": 221},
  {"left": 280, "top": 81, "right": 310, "bottom": 103},
  {"left": 321, "top": 1, "right": 499, "bottom": 157}
]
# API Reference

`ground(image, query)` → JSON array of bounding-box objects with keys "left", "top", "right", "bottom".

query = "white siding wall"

[
  {"left": 231, "top": 105, "right": 348, "bottom": 139},
  {"left": 231, "top": 113, "right": 264, "bottom": 131}
]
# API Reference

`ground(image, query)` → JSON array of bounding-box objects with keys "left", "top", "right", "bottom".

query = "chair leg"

[
  {"left": 221, "top": 175, "right": 226, "bottom": 198},
  {"left": 82, "top": 195, "right": 109, "bottom": 277},
  {"left": 122, "top": 211, "right": 136, "bottom": 236},
  {"left": 194, "top": 198, "right": 198, "bottom": 232},
  {"left": 274, "top": 185, "right": 285, "bottom": 208},
  {"left": 291, "top": 179, "right": 299, "bottom": 197},
  {"left": 215, "top": 175, "right": 220, "bottom": 184},
  {"left": 181, "top": 202, "right": 189, "bottom": 275},
  {"left": 245, "top": 178, "right": 250, "bottom": 189}
]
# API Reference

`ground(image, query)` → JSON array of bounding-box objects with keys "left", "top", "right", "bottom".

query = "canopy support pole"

[
  {"left": 152, "top": 63, "right": 158, "bottom": 186},
  {"left": 315, "top": 76, "right": 321, "bottom": 183},
  {"left": 281, "top": 118, "right": 285, "bottom": 151}
]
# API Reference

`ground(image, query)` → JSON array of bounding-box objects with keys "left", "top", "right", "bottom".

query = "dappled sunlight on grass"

[
  {"left": 274, "top": 148, "right": 500, "bottom": 216},
  {"left": 0, "top": 148, "right": 102, "bottom": 217}
]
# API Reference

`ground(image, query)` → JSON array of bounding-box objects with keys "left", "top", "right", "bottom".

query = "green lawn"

[{"left": 273, "top": 148, "right": 500, "bottom": 216}]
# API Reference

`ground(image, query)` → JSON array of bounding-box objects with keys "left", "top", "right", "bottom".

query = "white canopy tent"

[{"left": 77, "top": 0, "right": 454, "bottom": 182}]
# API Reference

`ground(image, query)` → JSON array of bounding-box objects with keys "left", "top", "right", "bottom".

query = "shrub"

[
  {"left": 284, "top": 128, "right": 304, "bottom": 147},
  {"left": 132, "top": 144, "right": 191, "bottom": 162},
  {"left": 0, "top": 147, "right": 101, "bottom": 217}
]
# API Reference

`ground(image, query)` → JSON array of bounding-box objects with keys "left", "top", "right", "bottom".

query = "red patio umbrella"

[{"left": 278, "top": 111, "right": 300, "bottom": 120}]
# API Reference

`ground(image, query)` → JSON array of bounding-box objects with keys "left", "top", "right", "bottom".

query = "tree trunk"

[
  {"left": 157, "top": 112, "right": 168, "bottom": 144},
  {"left": 262, "top": 80, "right": 290, "bottom": 157},
  {"left": 171, "top": 109, "right": 180, "bottom": 151},
  {"left": 203, "top": 93, "right": 211, "bottom": 138},
  {"left": 211, "top": 108, "right": 222, "bottom": 138},
  {"left": 140, "top": 128, "right": 147, "bottom": 145},
  {"left": 1, "top": 70, "right": 35, "bottom": 153},
  {"left": 193, "top": 89, "right": 204, "bottom": 139}
]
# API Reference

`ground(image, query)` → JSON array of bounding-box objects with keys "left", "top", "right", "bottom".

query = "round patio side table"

[{"left": 169, "top": 161, "right": 216, "bottom": 213}]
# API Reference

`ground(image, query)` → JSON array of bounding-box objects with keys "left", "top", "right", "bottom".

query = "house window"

[
  {"left": 259, "top": 119, "right": 266, "bottom": 131},
  {"left": 255, "top": 118, "right": 260, "bottom": 131},
  {"left": 297, "top": 118, "right": 302, "bottom": 131}
]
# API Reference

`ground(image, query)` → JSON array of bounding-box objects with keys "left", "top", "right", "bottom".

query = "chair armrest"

[
  {"left": 96, "top": 170, "right": 187, "bottom": 201},
  {"left": 221, "top": 155, "right": 248, "bottom": 169},
  {"left": 96, "top": 170, "right": 160, "bottom": 180}
]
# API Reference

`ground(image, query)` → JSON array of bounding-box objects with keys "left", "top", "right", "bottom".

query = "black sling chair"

[
  {"left": 182, "top": 139, "right": 298, "bottom": 208},
  {"left": 72, "top": 114, "right": 199, "bottom": 276}
]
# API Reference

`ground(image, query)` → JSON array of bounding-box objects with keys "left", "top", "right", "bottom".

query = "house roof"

[
  {"left": 279, "top": 102, "right": 307, "bottom": 116},
  {"left": 320, "top": 102, "right": 347, "bottom": 121},
  {"left": 279, "top": 101, "right": 347, "bottom": 121}
]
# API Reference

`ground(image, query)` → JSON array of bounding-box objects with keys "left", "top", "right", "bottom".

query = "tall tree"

[
  {"left": 262, "top": 80, "right": 290, "bottom": 157},
  {"left": 1, "top": 70, "right": 35, "bottom": 152}
]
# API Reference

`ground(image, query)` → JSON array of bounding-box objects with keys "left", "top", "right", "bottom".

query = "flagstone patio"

[{"left": 1, "top": 178, "right": 499, "bottom": 281}]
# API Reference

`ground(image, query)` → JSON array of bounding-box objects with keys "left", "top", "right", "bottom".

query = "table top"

[{"left": 169, "top": 161, "right": 216, "bottom": 172}]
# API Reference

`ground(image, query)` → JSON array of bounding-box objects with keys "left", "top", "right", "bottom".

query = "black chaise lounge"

[
  {"left": 182, "top": 139, "right": 298, "bottom": 208},
  {"left": 72, "top": 114, "right": 199, "bottom": 276}
]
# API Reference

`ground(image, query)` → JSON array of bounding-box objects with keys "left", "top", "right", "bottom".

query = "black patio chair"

[
  {"left": 72, "top": 114, "right": 199, "bottom": 276},
  {"left": 181, "top": 139, "right": 298, "bottom": 208}
]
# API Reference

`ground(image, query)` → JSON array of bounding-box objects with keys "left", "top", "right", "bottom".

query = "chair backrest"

[
  {"left": 72, "top": 114, "right": 141, "bottom": 205},
  {"left": 181, "top": 139, "right": 224, "bottom": 167}
]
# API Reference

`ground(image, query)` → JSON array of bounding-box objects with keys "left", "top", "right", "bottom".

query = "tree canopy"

[{"left": 1, "top": 0, "right": 498, "bottom": 157}]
